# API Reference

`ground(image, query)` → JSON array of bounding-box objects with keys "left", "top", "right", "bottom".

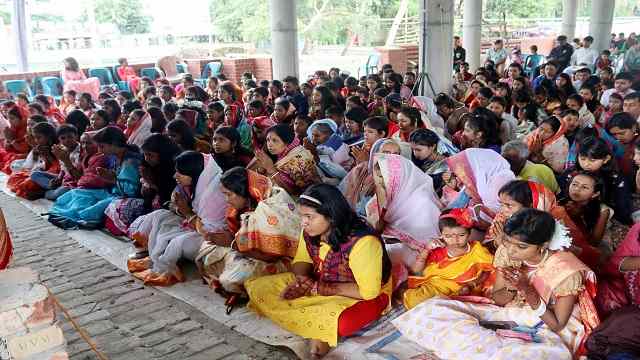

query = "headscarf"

[
  {"left": 192, "top": 155, "right": 227, "bottom": 232},
  {"left": 446, "top": 148, "right": 515, "bottom": 216},
  {"left": 307, "top": 118, "right": 343, "bottom": 150},
  {"left": 367, "top": 153, "right": 442, "bottom": 250}
]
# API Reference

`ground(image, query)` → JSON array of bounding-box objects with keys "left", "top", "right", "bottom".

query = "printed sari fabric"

[
  {"left": 197, "top": 170, "right": 299, "bottom": 293},
  {"left": 393, "top": 250, "right": 600, "bottom": 360},
  {"left": 485, "top": 181, "right": 600, "bottom": 268},
  {"left": 525, "top": 125, "right": 569, "bottom": 173},
  {"left": 0, "top": 104, "right": 30, "bottom": 174},
  {"left": 402, "top": 241, "right": 494, "bottom": 309},
  {"left": 0, "top": 208, "right": 12, "bottom": 270},
  {"left": 446, "top": 148, "right": 515, "bottom": 221},
  {"left": 273, "top": 138, "right": 319, "bottom": 195},
  {"left": 597, "top": 223, "right": 640, "bottom": 316},
  {"left": 8, "top": 156, "right": 60, "bottom": 200},
  {"left": 127, "top": 155, "right": 228, "bottom": 286}
]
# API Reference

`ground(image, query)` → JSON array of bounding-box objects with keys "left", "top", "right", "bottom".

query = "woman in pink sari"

[
  {"left": 444, "top": 148, "right": 516, "bottom": 227},
  {"left": 597, "top": 223, "right": 640, "bottom": 316},
  {"left": 61, "top": 57, "right": 100, "bottom": 101}
]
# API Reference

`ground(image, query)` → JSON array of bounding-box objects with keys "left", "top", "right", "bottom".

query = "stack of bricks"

[
  {"left": 222, "top": 56, "right": 273, "bottom": 84},
  {"left": 0, "top": 267, "right": 69, "bottom": 360}
]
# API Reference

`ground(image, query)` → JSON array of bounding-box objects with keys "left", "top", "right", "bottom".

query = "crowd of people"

[{"left": 0, "top": 31, "right": 639, "bottom": 358}]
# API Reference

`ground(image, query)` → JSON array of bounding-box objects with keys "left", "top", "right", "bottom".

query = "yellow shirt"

[{"left": 293, "top": 234, "right": 384, "bottom": 300}]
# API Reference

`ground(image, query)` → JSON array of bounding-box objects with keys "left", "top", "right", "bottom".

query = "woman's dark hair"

[
  {"left": 265, "top": 124, "right": 295, "bottom": 145},
  {"left": 65, "top": 110, "right": 90, "bottom": 135},
  {"left": 186, "top": 85, "right": 210, "bottom": 103},
  {"left": 220, "top": 83, "right": 238, "bottom": 101},
  {"left": 79, "top": 92, "right": 95, "bottom": 107},
  {"left": 207, "top": 101, "right": 224, "bottom": 112},
  {"left": 56, "top": 124, "right": 78, "bottom": 138},
  {"left": 346, "top": 95, "right": 365, "bottom": 109},
  {"left": 28, "top": 103, "right": 44, "bottom": 114},
  {"left": 384, "top": 94, "right": 403, "bottom": 109},
  {"left": 102, "top": 99, "right": 121, "bottom": 124},
  {"left": 540, "top": 116, "right": 562, "bottom": 134},
  {"left": 63, "top": 57, "right": 79, "bottom": 72},
  {"left": 122, "top": 99, "right": 143, "bottom": 115},
  {"left": 141, "top": 134, "right": 181, "bottom": 205},
  {"left": 467, "top": 110, "right": 501, "bottom": 146},
  {"left": 399, "top": 106, "right": 421, "bottom": 126},
  {"left": 607, "top": 112, "right": 637, "bottom": 131},
  {"left": 563, "top": 172, "right": 604, "bottom": 227},
  {"left": 313, "top": 85, "right": 338, "bottom": 111},
  {"left": 345, "top": 106, "right": 368, "bottom": 124},
  {"left": 162, "top": 102, "right": 179, "bottom": 117},
  {"left": 373, "top": 87, "right": 389, "bottom": 98},
  {"left": 514, "top": 89, "right": 531, "bottom": 104},
  {"left": 363, "top": 116, "right": 388, "bottom": 135},
  {"left": 504, "top": 208, "right": 556, "bottom": 245},
  {"left": 253, "top": 86, "right": 269, "bottom": 98},
  {"left": 166, "top": 119, "right": 197, "bottom": 151},
  {"left": 175, "top": 151, "right": 205, "bottom": 195},
  {"left": 387, "top": 73, "right": 403, "bottom": 93},
  {"left": 220, "top": 167, "right": 258, "bottom": 208},
  {"left": 214, "top": 126, "right": 249, "bottom": 156},
  {"left": 147, "top": 107, "right": 167, "bottom": 133},
  {"left": 94, "top": 126, "right": 130, "bottom": 149},
  {"left": 32, "top": 122, "right": 57, "bottom": 146},
  {"left": 146, "top": 96, "right": 163, "bottom": 109},
  {"left": 274, "top": 97, "right": 291, "bottom": 111},
  {"left": 93, "top": 109, "right": 110, "bottom": 127},
  {"left": 578, "top": 136, "right": 611, "bottom": 160},
  {"left": 499, "top": 180, "right": 533, "bottom": 208},
  {"left": 117, "top": 91, "right": 133, "bottom": 100},
  {"left": 557, "top": 73, "right": 577, "bottom": 99},
  {"left": 409, "top": 128, "right": 439, "bottom": 147}
]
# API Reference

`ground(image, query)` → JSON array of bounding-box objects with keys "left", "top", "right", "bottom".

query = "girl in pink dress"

[{"left": 60, "top": 57, "right": 100, "bottom": 101}]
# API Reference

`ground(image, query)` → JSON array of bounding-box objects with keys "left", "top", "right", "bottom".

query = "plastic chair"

[
  {"left": 88, "top": 68, "right": 115, "bottom": 86},
  {"left": 200, "top": 61, "right": 223, "bottom": 79},
  {"left": 112, "top": 65, "right": 131, "bottom": 91},
  {"left": 523, "top": 54, "right": 545, "bottom": 78},
  {"left": 140, "top": 67, "right": 160, "bottom": 81},
  {"left": 357, "top": 53, "right": 381, "bottom": 77},
  {"left": 3, "top": 80, "right": 31, "bottom": 97},
  {"left": 176, "top": 63, "right": 187, "bottom": 73},
  {"left": 155, "top": 56, "right": 183, "bottom": 83},
  {"left": 40, "top": 77, "right": 63, "bottom": 101}
]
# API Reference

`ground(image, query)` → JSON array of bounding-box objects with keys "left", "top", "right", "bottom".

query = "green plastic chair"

[
  {"left": 88, "top": 68, "right": 115, "bottom": 86},
  {"left": 112, "top": 65, "right": 131, "bottom": 91},
  {"left": 140, "top": 67, "right": 160, "bottom": 80}
]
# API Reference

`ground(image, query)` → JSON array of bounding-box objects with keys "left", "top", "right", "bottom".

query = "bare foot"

[{"left": 309, "top": 339, "right": 330, "bottom": 359}]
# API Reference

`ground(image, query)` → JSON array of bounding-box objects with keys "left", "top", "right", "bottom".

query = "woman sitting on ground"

[
  {"left": 393, "top": 208, "right": 600, "bottom": 360},
  {"left": 212, "top": 126, "right": 253, "bottom": 172},
  {"left": 104, "top": 134, "right": 181, "bottom": 236},
  {"left": 306, "top": 119, "right": 353, "bottom": 181},
  {"left": 166, "top": 119, "right": 211, "bottom": 153},
  {"left": 246, "top": 184, "right": 392, "bottom": 358},
  {"left": 127, "top": 151, "right": 227, "bottom": 286},
  {"left": 248, "top": 124, "right": 319, "bottom": 196},
  {"left": 48, "top": 127, "right": 142, "bottom": 230},
  {"left": 124, "top": 109, "right": 153, "bottom": 148},
  {"left": 197, "top": 167, "right": 301, "bottom": 312},
  {"left": 0, "top": 102, "right": 30, "bottom": 174},
  {"left": 526, "top": 116, "right": 569, "bottom": 173}
]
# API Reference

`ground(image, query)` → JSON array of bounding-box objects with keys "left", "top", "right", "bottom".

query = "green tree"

[{"left": 94, "top": 0, "right": 152, "bottom": 34}]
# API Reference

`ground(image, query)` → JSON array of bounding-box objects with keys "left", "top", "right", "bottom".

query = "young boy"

[
  {"left": 350, "top": 116, "right": 388, "bottom": 164},
  {"left": 561, "top": 109, "right": 581, "bottom": 146},
  {"left": 293, "top": 114, "right": 313, "bottom": 143},
  {"left": 399, "top": 209, "right": 494, "bottom": 310}
]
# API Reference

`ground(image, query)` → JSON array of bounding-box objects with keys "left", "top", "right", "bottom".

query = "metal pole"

[
  {"left": 12, "top": 0, "right": 29, "bottom": 72},
  {"left": 269, "top": 0, "right": 299, "bottom": 80},
  {"left": 418, "top": 0, "right": 454, "bottom": 96}
]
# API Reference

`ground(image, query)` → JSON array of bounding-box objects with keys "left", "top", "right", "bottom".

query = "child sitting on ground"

[
  {"left": 399, "top": 209, "right": 494, "bottom": 310},
  {"left": 30, "top": 125, "right": 80, "bottom": 200}
]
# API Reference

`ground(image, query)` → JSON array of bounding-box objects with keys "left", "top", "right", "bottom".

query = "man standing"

[
  {"left": 548, "top": 35, "right": 574, "bottom": 71},
  {"left": 570, "top": 36, "right": 599, "bottom": 71},
  {"left": 453, "top": 36, "right": 466, "bottom": 72}
]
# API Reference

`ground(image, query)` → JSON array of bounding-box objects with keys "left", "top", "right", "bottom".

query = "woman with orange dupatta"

[
  {"left": 526, "top": 116, "right": 569, "bottom": 173},
  {"left": 0, "top": 208, "right": 12, "bottom": 270},
  {"left": 487, "top": 180, "right": 601, "bottom": 269},
  {"left": 394, "top": 209, "right": 600, "bottom": 360},
  {"left": 196, "top": 167, "right": 300, "bottom": 312},
  {"left": 0, "top": 102, "right": 30, "bottom": 174}
]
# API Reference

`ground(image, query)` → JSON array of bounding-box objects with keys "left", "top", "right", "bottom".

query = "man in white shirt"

[
  {"left": 570, "top": 36, "right": 599, "bottom": 71},
  {"left": 601, "top": 72, "right": 636, "bottom": 107}
]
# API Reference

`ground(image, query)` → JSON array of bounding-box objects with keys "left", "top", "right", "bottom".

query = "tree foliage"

[{"left": 94, "top": 0, "right": 152, "bottom": 34}]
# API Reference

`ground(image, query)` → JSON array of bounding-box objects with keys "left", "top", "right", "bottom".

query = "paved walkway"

[{"left": 2, "top": 193, "right": 295, "bottom": 360}]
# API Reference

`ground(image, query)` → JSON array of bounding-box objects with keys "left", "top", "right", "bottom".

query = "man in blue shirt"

[
  {"left": 532, "top": 61, "right": 559, "bottom": 91},
  {"left": 282, "top": 76, "right": 309, "bottom": 116},
  {"left": 548, "top": 35, "right": 574, "bottom": 71}
]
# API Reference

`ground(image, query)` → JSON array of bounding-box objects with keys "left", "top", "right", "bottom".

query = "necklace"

[
  {"left": 447, "top": 243, "right": 471, "bottom": 258},
  {"left": 524, "top": 249, "right": 549, "bottom": 268}
]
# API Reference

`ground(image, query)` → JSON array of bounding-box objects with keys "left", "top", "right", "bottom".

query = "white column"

[
  {"left": 561, "top": 0, "right": 577, "bottom": 40},
  {"left": 269, "top": 0, "right": 299, "bottom": 80},
  {"left": 418, "top": 0, "right": 454, "bottom": 96},
  {"left": 462, "top": 0, "right": 482, "bottom": 72},
  {"left": 589, "top": 0, "right": 615, "bottom": 52},
  {"left": 12, "top": 0, "right": 29, "bottom": 72}
]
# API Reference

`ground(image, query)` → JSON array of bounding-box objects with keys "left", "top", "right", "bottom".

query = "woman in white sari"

[
  {"left": 125, "top": 109, "right": 153, "bottom": 148},
  {"left": 127, "top": 151, "right": 227, "bottom": 286}
]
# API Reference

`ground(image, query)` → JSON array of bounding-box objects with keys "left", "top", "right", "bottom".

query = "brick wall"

[
  {"left": 221, "top": 56, "right": 273, "bottom": 84},
  {"left": 376, "top": 46, "right": 408, "bottom": 75}
]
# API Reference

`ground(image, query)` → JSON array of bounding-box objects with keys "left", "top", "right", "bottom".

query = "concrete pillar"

[
  {"left": 12, "top": 0, "right": 29, "bottom": 72},
  {"left": 418, "top": 0, "right": 454, "bottom": 96},
  {"left": 269, "top": 0, "right": 299, "bottom": 80},
  {"left": 462, "top": 0, "right": 482, "bottom": 72},
  {"left": 561, "top": 0, "right": 577, "bottom": 40},
  {"left": 589, "top": 0, "right": 615, "bottom": 52}
]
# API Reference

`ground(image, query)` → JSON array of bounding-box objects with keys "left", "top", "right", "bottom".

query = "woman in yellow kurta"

[
  {"left": 401, "top": 208, "right": 494, "bottom": 310},
  {"left": 245, "top": 184, "right": 392, "bottom": 358}
]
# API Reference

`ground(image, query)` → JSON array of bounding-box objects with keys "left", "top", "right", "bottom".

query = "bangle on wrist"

[{"left": 531, "top": 298, "right": 547, "bottom": 318}]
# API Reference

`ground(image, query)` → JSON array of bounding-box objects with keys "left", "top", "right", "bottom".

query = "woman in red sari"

[
  {"left": 0, "top": 208, "right": 12, "bottom": 270},
  {"left": 0, "top": 102, "right": 30, "bottom": 174},
  {"left": 117, "top": 58, "right": 141, "bottom": 95}
]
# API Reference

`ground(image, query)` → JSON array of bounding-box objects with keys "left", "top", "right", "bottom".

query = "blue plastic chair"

[
  {"left": 523, "top": 54, "right": 545, "bottom": 78},
  {"left": 200, "top": 62, "right": 223, "bottom": 79},
  {"left": 40, "top": 77, "right": 63, "bottom": 101},
  {"left": 140, "top": 67, "right": 160, "bottom": 80},
  {"left": 112, "top": 65, "right": 131, "bottom": 91},
  {"left": 88, "top": 68, "right": 115, "bottom": 87},
  {"left": 358, "top": 53, "right": 381, "bottom": 77},
  {"left": 3, "top": 80, "right": 31, "bottom": 98},
  {"left": 176, "top": 63, "right": 187, "bottom": 73}
]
